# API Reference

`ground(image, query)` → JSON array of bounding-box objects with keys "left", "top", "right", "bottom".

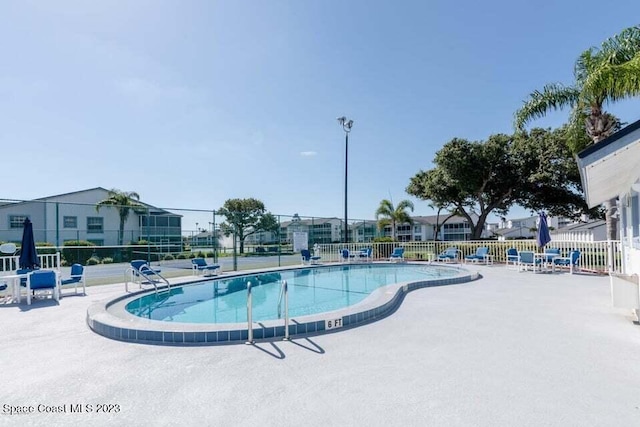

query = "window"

[
  {"left": 87, "top": 217, "right": 104, "bottom": 234},
  {"left": 9, "top": 215, "right": 28, "bottom": 229},
  {"left": 414, "top": 225, "right": 421, "bottom": 233},
  {"left": 64, "top": 216, "right": 77, "bottom": 228},
  {"left": 414, "top": 235, "right": 422, "bottom": 241}
]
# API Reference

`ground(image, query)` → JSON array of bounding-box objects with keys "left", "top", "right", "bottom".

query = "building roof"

[
  {"left": 555, "top": 219, "right": 606, "bottom": 232},
  {"left": 279, "top": 217, "right": 340, "bottom": 227},
  {"left": 0, "top": 187, "right": 180, "bottom": 216},
  {"left": 577, "top": 118, "right": 640, "bottom": 207},
  {"left": 411, "top": 214, "right": 471, "bottom": 224}
]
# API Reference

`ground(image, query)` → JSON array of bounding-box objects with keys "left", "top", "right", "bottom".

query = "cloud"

[{"left": 300, "top": 151, "right": 317, "bottom": 157}]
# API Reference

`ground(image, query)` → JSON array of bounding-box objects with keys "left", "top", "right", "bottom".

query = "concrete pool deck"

[{"left": 1, "top": 264, "right": 639, "bottom": 426}]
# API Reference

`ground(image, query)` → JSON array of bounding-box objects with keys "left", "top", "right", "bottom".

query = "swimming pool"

[
  {"left": 125, "top": 264, "right": 461, "bottom": 323},
  {"left": 87, "top": 263, "right": 478, "bottom": 345}
]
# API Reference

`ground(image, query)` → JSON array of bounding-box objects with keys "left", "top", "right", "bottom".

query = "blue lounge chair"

[
  {"left": 301, "top": 249, "right": 321, "bottom": 265},
  {"left": 389, "top": 247, "right": 405, "bottom": 262},
  {"left": 28, "top": 269, "right": 60, "bottom": 305},
  {"left": 191, "top": 258, "right": 221, "bottom": 276},
  {"left": 130, "top": 260, "right": 162, "bottom": 284},
  {"left": 518, "top": 251, "right": 541, "bottom": 272},
  {"left": 61, "top": 263, "right": 86, "bottom": 296},
  {"left": 506, "top": 248, "right": 519, "bottom": 269},
  {"left": 465, "top": 247, "right": 491, "bottom": 264},
  {"left": 552, "top": 250, "right": 581, "bottom": 274},
  {"left": 436, "top": 247, "right": 459, "bottom": 263},
  {"left": 358, "top": 248, "right": 373, "bottom": 262}
]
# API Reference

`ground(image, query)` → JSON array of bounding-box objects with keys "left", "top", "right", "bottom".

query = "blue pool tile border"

[{"left": 86, "top": 263, "right": 480, "bottom": 346}]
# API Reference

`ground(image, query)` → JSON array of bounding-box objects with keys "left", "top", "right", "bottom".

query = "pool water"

[{"left": 125, "top": 264, "right": 459, "bottom": 324}]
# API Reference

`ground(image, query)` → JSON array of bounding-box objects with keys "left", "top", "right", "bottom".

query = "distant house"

[
  {"left": 278, "top": 216, "right": 343, "bottom": 244},
  {"left": 374, "top": 215, "right": 481, "bottom": 242},
  {"left": 551, "top": 219, "right": 607, "bottom": 242},
  {"left": 490, "top": 215, "right": 569, "bottom": 240},
  {"left": 0, "top": 187, "right": 182, "bottom": 247}
]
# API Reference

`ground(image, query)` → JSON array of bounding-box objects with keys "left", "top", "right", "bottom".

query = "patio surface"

[{"left": 1, "top": 264, "right": 639, "bottom": 426}]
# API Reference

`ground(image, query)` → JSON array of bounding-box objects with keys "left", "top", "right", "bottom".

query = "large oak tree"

[{"left": 406, "top": 129, "right": 589, "bottom": 239}]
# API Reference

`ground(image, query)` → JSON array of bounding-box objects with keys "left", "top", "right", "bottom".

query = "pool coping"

[{"left": 86, "top": 262, "right": 480, "bottom": 345}]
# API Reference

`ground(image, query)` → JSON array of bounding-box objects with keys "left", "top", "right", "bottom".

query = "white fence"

[
  {"left": 0, "top": 253, "right": 61, "bottom": 273},
  {"left": 551, "top": 231, "right": 595, "bottom": 242},
  {"left": 316, "top": 240, "right": 621, "bottom": 274}
]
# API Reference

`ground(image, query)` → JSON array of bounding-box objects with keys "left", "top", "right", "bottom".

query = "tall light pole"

[{"left": 337, "top": 116, "right": 354, "bottom": 244}]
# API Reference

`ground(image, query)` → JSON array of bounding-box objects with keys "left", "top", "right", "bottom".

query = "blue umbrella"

[
  {"left": 536, "top": 212, "right": 552, "bottom": 250},
  {"left": 19, "top": 218, "right": 40, "bottom": 270}
]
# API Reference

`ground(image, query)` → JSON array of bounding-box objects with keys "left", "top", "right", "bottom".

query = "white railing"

[
  {"left": 551, "top": 231, "right": 595, "bottom": 242},
  {"left": 317, "top": 240, "right": 621, "bottom": 274},
  {"left": 0, "top": 252, "right": 61, "bottom": 273}
]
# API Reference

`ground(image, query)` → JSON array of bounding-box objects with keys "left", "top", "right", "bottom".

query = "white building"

[
  {"left": 577, "top": 118, "right": 640, "bottom": 319},
  {"left": 0, "top": 187, "right": 182, "bottom": 247}
]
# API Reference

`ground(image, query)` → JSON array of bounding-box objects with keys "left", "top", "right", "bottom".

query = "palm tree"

[
  {"left": 514, "top": 25, "right": 640, "bottom": 240},
  {"left": 375, "top": 199, "right": 414, "bottom": 241},
  {"left": 96, "top": 189, "right": 145, "bottom": 246}
]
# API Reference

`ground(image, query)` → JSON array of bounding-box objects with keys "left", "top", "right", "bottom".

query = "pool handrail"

[{"left": 125, "top": 261, "right": 171, "bottom": 294}]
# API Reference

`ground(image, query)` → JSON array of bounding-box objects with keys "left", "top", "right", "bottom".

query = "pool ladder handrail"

[
  {"left": 276, "top": 280, "right": 290, "bottom": 339},
  {"left": 124, "top": 265, "right": 171, "bottom": 295},
  {"left": 277, "top": 281, "right": 285, "bottom": 319}
]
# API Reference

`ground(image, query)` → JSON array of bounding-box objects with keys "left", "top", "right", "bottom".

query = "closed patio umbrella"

[
  {"left": 19, "top": 218, "right": 40, "bottom": 270},
  {"left": 536, "top": 212, "right": 552, "bottom": 250}
]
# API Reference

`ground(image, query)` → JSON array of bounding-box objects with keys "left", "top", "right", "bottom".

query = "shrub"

[
  {"left": 196, "top": 251, "right": 205, "bottom": 258},
  {"left": 163, "top": 254, "right": 175, "bottom": 261},
  {"left": 101, "top": 257, "right": 114, "bottom": 264},
  {"left": 62, "top": 240, "right": 96, "bottom": 265},
  {"left": 35, "top": 242, "right": 57, "bottom": 254},
  {"left": 206, "top": 251, "right": 214, "bottom": 258},
  {"left": 188, "top": 253, "right": 196, "bottom": 259},
  {"left": 176, "top": 253, "right": 187, "bottom": 260},
  {"left": 86, "top": 257, "right": 100, "bottom": 265}
]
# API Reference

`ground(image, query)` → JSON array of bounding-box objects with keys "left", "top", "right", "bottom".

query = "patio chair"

[
  {"left": 1, "top": 242, "right": 19, "bottom": 275},
  {"left": 28, "top": 269, "right": 60, "bottom": 304},
  {"left": 436, "top": 247, "right": 459, "bottom": 263},
  {"left": 389, "top": 247, "right": 405, "bottom": 262},
  {"left": 506, "top": 248, "right": 519, "bottom": 269},
  {"left": 60, "top": 263, "right": 86, "bottom": 296},
  {"left": 341, "top": 249, "right": 353, "bottom": 263},
  {"left": 464, "top": 247, "right": 491, "bottom": 264},
  {"left": 0, "top": 243, "right": 17, "bottom": 298},
  {"left": 552, "top": 250, "right": 581, "bottom": 274},
  {"left": 191, "top": 258, "right": 221, "bottom": 276},
  {"left": 518, "top": 251, "right": 541, "bottom": 272},
  {"left": 301, "top": 249, "right": 321, "bottom": 265},
  {"left": 358, "top": 247, "right": 373, "bottom": 262}
]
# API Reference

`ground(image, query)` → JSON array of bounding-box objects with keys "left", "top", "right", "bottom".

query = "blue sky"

[{"left": 2, "top": 1, "right": 640, "bottom": 230}]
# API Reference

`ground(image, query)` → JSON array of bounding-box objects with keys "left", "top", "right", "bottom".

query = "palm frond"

[
  {"left": 597, "top": 25, "right": 640, "bottom": 65},
  {"left": 514, "top": 83, "right": 580, "bottom": 130},
  {"left": 375, "top": 199, "right": 394, "bottom": 219},
  {"left": 583, "top": 55, "right": 640, "bottom": 102},
  {"left": 395, "top": 200, "right": 414, "bottom": 212}
]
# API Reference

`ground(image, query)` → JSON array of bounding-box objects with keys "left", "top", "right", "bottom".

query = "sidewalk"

[{"left": 1, "top": 265, "right": 639, "bottom": 426}]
